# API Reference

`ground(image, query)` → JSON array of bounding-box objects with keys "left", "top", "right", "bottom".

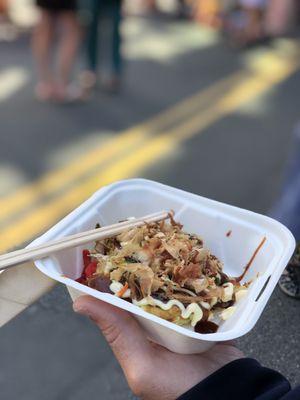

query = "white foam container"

[{"left": 28, "top": 179, "right": 295, "bottom": 354}]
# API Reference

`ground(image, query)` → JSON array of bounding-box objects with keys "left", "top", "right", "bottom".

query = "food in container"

[
  {"left": 76, "top": 213, "right": 257, "bottom": 334},
  {"left": 29, "top": 179, "right": 295, "bottom": 354}
]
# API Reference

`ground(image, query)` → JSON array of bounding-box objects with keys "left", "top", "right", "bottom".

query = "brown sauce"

[
  {"left": 235, "top": 237, "right": 266, "bottom": 283},
  {"left": 195, "top": 320, "right": 219, "bottom": 334}
]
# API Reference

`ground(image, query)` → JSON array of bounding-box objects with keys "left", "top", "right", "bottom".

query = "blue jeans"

[
  {"left": 270, "top": 123, "right": 300, "bottom": 241},
  {"left": 83, "top": 0, "right": 122, "bottom": 75}
]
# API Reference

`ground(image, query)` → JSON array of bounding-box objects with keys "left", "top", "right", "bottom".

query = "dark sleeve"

[{"left": 178, "top": 358, "right": 300, "bottom": 400}]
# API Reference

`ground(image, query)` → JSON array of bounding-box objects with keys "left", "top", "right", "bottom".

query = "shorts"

[{"left": 36, "top": 0, "right": 77, "bottom": 12}]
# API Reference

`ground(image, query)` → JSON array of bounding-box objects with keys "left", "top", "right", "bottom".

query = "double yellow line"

[
  {"left": 0, "top": 69, "right": 241, "bottom": 223},
  {"left": 0, "top": 47, "right": 298, "bottom": 252}
]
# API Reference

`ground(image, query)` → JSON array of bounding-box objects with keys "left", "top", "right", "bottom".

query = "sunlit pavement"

[{"left": 0, "top": 16, "right": 300, "bottom": 399}]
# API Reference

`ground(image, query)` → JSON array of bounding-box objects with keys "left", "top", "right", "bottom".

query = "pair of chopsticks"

[{"left": 0, "top": 211, "right": 169, "bottom": 272}]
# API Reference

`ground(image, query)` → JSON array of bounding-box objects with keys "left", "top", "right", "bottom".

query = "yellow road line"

[
  {"left": 0, "top": 70, "right": 244, "bottom": 223},
  {"left": 0, "top": 136, "right": 175, "bottom": 251},
  {"left": 0, "top": 51, "right": 298, "bottom": 252},
  {"left": 170, "top": 53, "right": 299, "bottom": 142},
  {"left": 0, "top": 130, "right": 146, "bottom": 221},
  {"left": 218, "top": 53, "right": 297, "bottom": 113}
]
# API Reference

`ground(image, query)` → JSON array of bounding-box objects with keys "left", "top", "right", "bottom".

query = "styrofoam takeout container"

[{"left": 28, "top": 179, "right": 295, "bottom": 354}]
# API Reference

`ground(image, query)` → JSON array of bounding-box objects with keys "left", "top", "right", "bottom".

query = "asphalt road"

[{"left": 0, "top": 16, "right": 300, "bottom": 399}]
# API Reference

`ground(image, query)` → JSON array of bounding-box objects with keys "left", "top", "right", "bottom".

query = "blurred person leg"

[
  {"left": 193, "top": 0, "right": 222, "bottom": 28},
  {"left": 104, "top": 0, "right": 122, "bottom": 93},
  {"left": 80, "top": 0, "right": 100, "bottom": 93},
  {"left": 265, "top": 0, "right": 296, "bottom": 38},
  {"left": 225, "top": 0, "right": 267, "bottom": 47},
  {"left": 242, "top": 2, "right": 265, "bottom": 42},
  {"left": 32, "top": 9, "right": 55, "bottom": 100},
  {"left": 33, "top": 0, "right": 82, "bottom": 102},
  {"left": 142, "top": 0, "right": 157, "bottom": 14},
  {"left": 55, "top": 9, "right": 82, "bottom": 100},
  {"left": 0, "top": 0, "right": 8, "bottom": 16},
  {"left": 271, "top": 123, "right": 300, "bottom": 298},
  {"left": 81, "top": 0, "right": 123, "bottom": 94}
]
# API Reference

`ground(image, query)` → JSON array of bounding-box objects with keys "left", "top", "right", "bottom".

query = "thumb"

[{"left": 73, "top": 295, "right": 152, "bottom": 370}]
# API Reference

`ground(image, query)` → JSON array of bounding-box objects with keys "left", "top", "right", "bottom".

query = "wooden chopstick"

[{"left": 0, "top": 211, "right": 169, "bottom": 271}]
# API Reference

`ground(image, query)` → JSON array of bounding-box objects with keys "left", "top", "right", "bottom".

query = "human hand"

[{"left": 73, "top": 296, "right": 244, "bottom": 400}]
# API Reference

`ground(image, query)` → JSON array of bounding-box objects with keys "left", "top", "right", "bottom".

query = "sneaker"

[{"left": 279, "top": 243, "right": 300, "bottom": 299}]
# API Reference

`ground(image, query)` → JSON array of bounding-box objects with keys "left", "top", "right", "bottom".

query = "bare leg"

[
  {"left": 244, "top": 7, "right": 264, "bottom": 43},
  {"left": 55, "top": 11, "right": 81, "bottom": 98},
  {"left": 265, "top": 0, "right": 295, "bottom": 37},
  {"left": 31, "top": 10, "right": 55, "bottom": 99},
  {"left": 228, "top": 5, "right": 265, "bottom": 47}
]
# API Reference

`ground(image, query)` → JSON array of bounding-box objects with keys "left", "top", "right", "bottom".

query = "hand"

[{"left": 73, "top": 296, "right": 244, "bottom": 400}]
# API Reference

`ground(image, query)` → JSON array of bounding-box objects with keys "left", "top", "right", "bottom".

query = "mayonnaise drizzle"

[{"left": 133, "top": 296, "right": 203, "bottom": 327}]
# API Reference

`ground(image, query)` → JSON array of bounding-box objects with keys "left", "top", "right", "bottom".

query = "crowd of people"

[
  {"left": 30, "top": 0, "right": 300, "bottom": 102},
  {"left": 0, "top": 0, "right": 298, "bottom": 102},
  {"left": 192, "top": 0, "right": 299, "bottom": 47}
]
